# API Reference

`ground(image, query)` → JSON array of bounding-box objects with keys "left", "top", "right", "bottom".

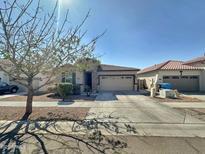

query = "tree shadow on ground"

[{"left": 0, "top": 113, "right": 137, "bottom": 154}]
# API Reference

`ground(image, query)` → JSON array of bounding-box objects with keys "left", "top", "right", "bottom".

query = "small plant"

[
  {"left": 85, "top": 85, "right": 92, "bottom": 97},
  {"left": 57, "top": 83, "right": 73, "bottom": 101},
  {"left": 73, "top": 84, "right": 81, "bottom": 95}
]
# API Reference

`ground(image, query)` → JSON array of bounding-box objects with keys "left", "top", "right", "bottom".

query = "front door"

[{"left": 84, "top": 72, "right": 92, "bottom": 89}]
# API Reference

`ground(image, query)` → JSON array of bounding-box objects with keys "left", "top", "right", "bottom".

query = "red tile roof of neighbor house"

[
  {"left": 138, "top": 60, "right": 202, "bottom": 74},
  {"left": 183, "top": 56, "right": 205, "bottom": 64}
]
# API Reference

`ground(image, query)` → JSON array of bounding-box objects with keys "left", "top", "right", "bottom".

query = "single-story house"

[
  {"left": 137, "top": 56, "right": 205, "bottom": 92},
  {"left": 0, "top": 59, "right": 140, "bottom": 93},
  {"left": 60, "top": 64, "right": 140, "bottom": 92}
]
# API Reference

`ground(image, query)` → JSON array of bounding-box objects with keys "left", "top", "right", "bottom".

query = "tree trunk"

[{"left": 26, "top": 81, "right": 34, "bottom": 115}]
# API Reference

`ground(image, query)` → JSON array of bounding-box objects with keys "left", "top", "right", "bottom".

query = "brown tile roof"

[
  {"left": 138, "top": 60, "right": 201, "bottom": 74},
  {"left": 183, "top": 56, "right": 205, "bottom": 65},
  {"left": 137, "top": 61, "right": 169, "bottom": 74},
  {"left": 99, "top": 64, "right": 140, "bottom": 71}
]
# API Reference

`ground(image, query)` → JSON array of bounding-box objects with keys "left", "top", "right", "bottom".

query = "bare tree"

[{"left": 0, "top": 0, "right": 100, "bottom": 115}]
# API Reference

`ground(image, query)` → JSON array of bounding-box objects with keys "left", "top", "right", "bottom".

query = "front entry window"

[{"left": 61, "top": 72, "right": 73, "bottom": 83}]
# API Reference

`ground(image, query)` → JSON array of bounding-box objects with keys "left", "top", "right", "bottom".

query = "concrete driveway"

[
  {"left": 86, "top": 91, "right": 205, "bottom": 137},
  {"left": 88, "top": 91, "right": 204, "bottom": 124}
]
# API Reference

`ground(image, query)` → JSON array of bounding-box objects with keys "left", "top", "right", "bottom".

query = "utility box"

[{"left": 159, "top": 89, "right": 176, "bottom": 99}]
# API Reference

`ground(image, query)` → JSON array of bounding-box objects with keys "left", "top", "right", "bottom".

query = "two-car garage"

[
  {"left": 97, "top": 64, "right": 140, "bottom": 92},
  {"left": 163, "top": 76, "right": 200, "bottom": 92},
  {"left": 99, "top": 75, "right": 134, "bottom": 91}
]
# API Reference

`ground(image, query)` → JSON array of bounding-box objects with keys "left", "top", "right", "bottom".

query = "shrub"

[
  {"left": 47, "top": 86, "right": 57, "bottom": 93},
  {"left": 57, "top": 83, "right": 73, "bottom": 101},
  {"left": 73, "top": 84, "right": 81, "bottom": 95},
  {"left": 84, "top": 85, "right": 92, "bottom": 97}
]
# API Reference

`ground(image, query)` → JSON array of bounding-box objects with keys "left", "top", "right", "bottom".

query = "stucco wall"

[
  {"left": 75, "top": 71, "right": 85, "bottom": 93},
  {"left": 189, "top": 62, "right": 205, "bottom": 91},
  {"left": 0, "top": 71, "right": 9, "bottom": 83},
  {"left": 138, "top": 71, "right": 159, "bottom": 89},
  {"left": 75, "top": 71, "right": 84, "bottom": 85},
  {"left": 199, "top": 71, "right": 205, "bottom": 91}
]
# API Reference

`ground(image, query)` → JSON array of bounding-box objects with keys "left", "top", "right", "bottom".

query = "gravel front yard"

[
  {"left": 153, "top": 96, "right": 203, "bottom": 102},
  {"left": 0, "top": 107, "right": 90, "bottom": 121},
  {"left": 0, "top": 93, "right": 96, "bottom": 102}
]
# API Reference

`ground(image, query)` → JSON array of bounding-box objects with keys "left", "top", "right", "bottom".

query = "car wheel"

[{"left": 11, "top": 88, "right": 17, "bottom": 93}]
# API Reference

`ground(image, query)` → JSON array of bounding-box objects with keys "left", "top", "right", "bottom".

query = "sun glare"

[
  {"left": 57, "top": 0, "right": 72, "bottom": 7},
  {"left": 56, "top": 0, "right": 73, "bottom": 32}
]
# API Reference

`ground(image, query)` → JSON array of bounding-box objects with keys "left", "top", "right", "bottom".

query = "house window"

[
  {"left": 125, "top": 76, "right": 132, "bottom": 79},
  {"left": 181, "top": 76, "right": 189, "bottom": 79},
  {"left": 172, "top": 76, "right": 179, "bottom": 79},
  {"left": 62, "top": 72, "right": 73, "bottom": 83},
  {"left": 190, "top": 76, "right": 199, "bottom": 79},
  {"left": 163, "top": 76, "right": 170, "bottom": 79}
]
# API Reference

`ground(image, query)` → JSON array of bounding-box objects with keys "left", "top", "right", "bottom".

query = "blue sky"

[{"left": 43, "top": 0, "right": 205, "bottom": 68}]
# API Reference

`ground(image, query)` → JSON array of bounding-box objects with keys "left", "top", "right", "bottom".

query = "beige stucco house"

[
  {"left": 60, "top": 64, "right": 140, "bottom": 92},
  {"left": 0, "top": 60, "right": 140, "bottom": 93},
  {"left": 138, "top": 56, "right": 205, "bottom": 92}
]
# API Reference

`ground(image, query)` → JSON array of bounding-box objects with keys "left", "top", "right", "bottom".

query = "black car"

[{"left": 0, "top": 82, "right": 19, "bottom": 94}]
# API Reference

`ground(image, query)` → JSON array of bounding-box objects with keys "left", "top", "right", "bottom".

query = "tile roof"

[
  {"left": 99, "top": 64, "right": 140, "bottom": 71},
  {"left": 138, "top": 60, "right": 201, "bottom": 74},
  {"left": 137, "top": 61, "right": 169, "bottom": 74},
  {"left": 183, "top": 56, "right": 205, "bottom": 65}
]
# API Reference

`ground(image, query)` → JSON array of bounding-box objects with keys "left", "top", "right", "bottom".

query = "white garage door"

[{"left": 99, "top": 76, "right": 134, "bottom": 91}]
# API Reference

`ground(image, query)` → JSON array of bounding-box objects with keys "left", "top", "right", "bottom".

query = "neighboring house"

[
  {"left": 60, "top": 64, "right": 140, "bottom": 92},
  {"left": 0, "top": 59, "right": 52, "bottom": 92},
  {"left": 138, "top": 56, "right": 205, "bottom": 92}
]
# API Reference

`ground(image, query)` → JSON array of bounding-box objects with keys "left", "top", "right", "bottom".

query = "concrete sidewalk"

[
  {"left": 161, "top": 102, "right": 205, "bottom": 109},
  {"left": 0, "top": 101, "right": 116, "bottom": 107},
  {"left": 1, "top": 121, "right": 205, "bottom": 138},
  {"left": 0, "top": 92, "right": 26, "bottom": 99}
]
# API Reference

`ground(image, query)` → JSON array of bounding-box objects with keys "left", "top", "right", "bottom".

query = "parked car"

[{"left": 0, "top": 82, "right": 19, "bottom": 94}]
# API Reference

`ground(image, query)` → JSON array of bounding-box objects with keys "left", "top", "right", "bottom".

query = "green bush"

[
  {"left": 84, "top": 85, "right": 92, "bottom": 97},
  {"left": 47, "top": 86, "right": 57, "bottom": 93},
  {"left": 73, "top": 84, "right": 81, "bottom": 95},
  {"left": 57, "top": 83, "right": 73, "bottom": 100}
]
